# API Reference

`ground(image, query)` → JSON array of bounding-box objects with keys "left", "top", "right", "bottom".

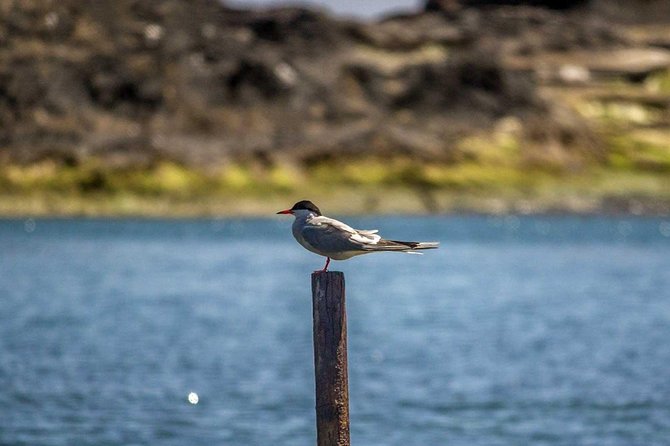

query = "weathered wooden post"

[{"left": 311, "top": 271, "right": 350, "bottom": 446}]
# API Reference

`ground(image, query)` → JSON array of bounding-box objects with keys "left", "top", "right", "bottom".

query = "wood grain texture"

[{"left": 311, "top": 271, "right": 350, "bottom": 446}]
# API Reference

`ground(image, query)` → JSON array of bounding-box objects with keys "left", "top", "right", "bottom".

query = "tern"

[{"left": 277, "top": 200, "right": 439, "bottom": 272}]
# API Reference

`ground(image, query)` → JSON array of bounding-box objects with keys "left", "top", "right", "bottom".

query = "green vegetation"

[
  {"left": 2, "top": 127, "right": 669, "bottom": 216},
  {"left": 608, "top": 130, "right": 670, "bottom": 172},
  {"left": 646, "top": 69, "right": 670, "bottom": 94}
]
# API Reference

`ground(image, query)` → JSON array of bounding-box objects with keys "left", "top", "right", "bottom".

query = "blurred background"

[
  {"left": 2, "top": 1, "right": 670, "bottom": 446},
  {"left": 0, "top": 0, "right": 669, "bottom": 215}
]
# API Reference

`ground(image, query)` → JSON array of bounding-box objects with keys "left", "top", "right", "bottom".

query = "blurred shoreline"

[
  {"left": 1, "top": 0, "right": 669, "bottom": 216},
  {"left": 2, "top": 177, "right": 669, "bottom": 217}
]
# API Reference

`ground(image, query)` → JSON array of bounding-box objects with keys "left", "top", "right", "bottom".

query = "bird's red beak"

[{"left": 276, "top": 209, "right": 293, "bottom": 215}]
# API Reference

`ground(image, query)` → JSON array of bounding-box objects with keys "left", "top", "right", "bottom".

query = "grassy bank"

[
  {"left": 3, "top": 80, "right": 670, "bottom": 217},
  {"left": 1, "top": 152, "right": 669, "bottom": 217}
]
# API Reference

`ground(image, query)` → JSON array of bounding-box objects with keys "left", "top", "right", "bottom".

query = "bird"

[{"left": 277, "top": 200, "right": 439, "bottom": 272}]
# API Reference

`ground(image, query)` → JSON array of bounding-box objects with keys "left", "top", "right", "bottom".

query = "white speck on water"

[
  {"left": 617, "top": 221, "right": 633, "bottom": 236},
  {"left": 371, "top": 349, "right": 384, "bottom": 363},
  {"left": 504, "top": 215, "right": 521, "bottom": 231},
  {"left": 534, "top": 221, "right": 551, "bottom": 236},
  {"left": 24, "top": 218, "right": 36, "bottom": 233},
  {"left": 188, "top": 392, "right": 199, "bottom": 405},
  {"left": 660, "top": 221, "right": 670, "bottom": 237}
]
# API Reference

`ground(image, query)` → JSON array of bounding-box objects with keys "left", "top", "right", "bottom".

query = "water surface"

[{"left": 1, "top": 216, "right": 670, "bottom": 445}]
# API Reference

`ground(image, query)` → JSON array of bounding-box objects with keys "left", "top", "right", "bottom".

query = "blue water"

[{"left": 1, "top": 216, "right": 670, "bottom": 446}]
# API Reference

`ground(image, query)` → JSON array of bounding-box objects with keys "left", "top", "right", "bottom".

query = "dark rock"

[
  {"left": 84, "top": 56, "right": 163, "bottom": 111},
  {"left": 456, "top": 0, "right": 588, "bottom": 8},
  {"left": 226, "top": 58, "right": 296, "bottom": 101},
  {"left": 0, "top": 0, "right": 668, "bottom": 168}
]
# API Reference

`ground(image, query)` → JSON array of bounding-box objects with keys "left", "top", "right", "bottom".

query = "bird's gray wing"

[
  {"left": 301, "top": 216, "right": 379, "bottom": 253},
  {"left": 309, "top": 217, "right": 437, "bottom": 252}
]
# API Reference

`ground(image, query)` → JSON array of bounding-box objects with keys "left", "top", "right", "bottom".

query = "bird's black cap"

[{"left": 291, "top": 200, "right": 321, "bottom": 215}]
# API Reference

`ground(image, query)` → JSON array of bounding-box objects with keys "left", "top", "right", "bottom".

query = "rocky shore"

[{"left": 1, "top": 0, "right": 669, "bottom": 215}]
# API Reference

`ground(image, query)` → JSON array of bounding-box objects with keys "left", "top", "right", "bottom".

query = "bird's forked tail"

[{"left": 369, "top": 239, "right": 439, "bottom": 254}]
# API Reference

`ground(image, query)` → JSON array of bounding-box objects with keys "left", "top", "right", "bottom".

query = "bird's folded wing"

[
  {"left": 309, "top": 216, "right": 356, "bottom": 233},
  {"left": 302, "top": 217, "right": 380, "bottom": 252}
]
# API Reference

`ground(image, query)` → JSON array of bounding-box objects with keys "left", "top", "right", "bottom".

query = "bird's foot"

[{"left": 314, "top": 257, "right": 331, "bottom": 273}]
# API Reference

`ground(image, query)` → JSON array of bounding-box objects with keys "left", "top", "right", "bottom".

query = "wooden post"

[{"left": 311, "top": 271, "right": 350, "bottom": 446}]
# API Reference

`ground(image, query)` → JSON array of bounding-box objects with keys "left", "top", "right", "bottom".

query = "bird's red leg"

[{"left": 320, "top": 257, "right": 331, "bottom": 272}]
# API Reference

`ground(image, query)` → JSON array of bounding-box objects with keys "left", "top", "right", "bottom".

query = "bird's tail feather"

[
  {"left": 367, "top": 240, "right": 440, "bottom": 252},
  {"left": 409, "top": 241, "right": 440, "bottom": 250}
]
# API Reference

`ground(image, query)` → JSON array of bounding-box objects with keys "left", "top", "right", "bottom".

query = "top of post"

[
  {"left": 311, "top": 271, "right": 345, "bottom": 289},
  {"left": 312, "top": 270, "right": 344, "bottom": 278}
]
